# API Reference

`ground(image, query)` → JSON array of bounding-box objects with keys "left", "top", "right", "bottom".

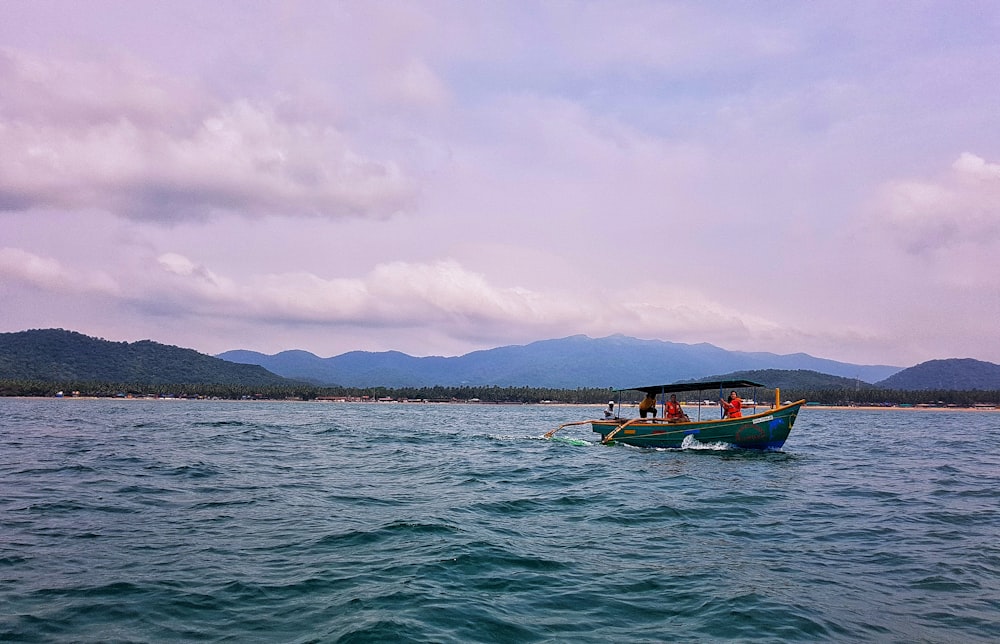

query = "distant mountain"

[
  {"left": 218, "top": 334, "right": 903, "bottom": 388},
  {"left": 701, "top": 369, "right": 880, "bottom": 391},
  {"left": 218, "top": 349, "right": 337, "bottom": 384},
  {"left": 0, "top": 329, "right": 292, "bottom": 386},
  {"left": 876, "top": 358, "right": 1000, "bottom": 390}
]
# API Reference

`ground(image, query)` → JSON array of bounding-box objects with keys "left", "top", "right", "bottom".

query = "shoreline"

[{"left": 5, "top": 396, "right": 998, "bottom": 411}]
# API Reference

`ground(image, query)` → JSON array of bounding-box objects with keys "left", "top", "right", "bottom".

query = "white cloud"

[
  {"left": 874, "top": 153, "right": 1000, "bottom": 253},
  {"left": 0, "top": 247, "right": 119, "bottom": 295},
  {"left": 5, "top": 4, "right": 1000, "bottom": 366},
  {"left": 2, "top": 246, "right": 811, "bottom": 353},
  {"left": 953, "top": 151, "right": 1000, "bottom": 181},
  {"left": 376, "top": 58, "right": 451, "bottom": 110},
  {"left": 147, "top": 256, "right": 563, "bottom": 328},
  {"left": 0, "top": 48, "right": 417, "bottom": 221}
]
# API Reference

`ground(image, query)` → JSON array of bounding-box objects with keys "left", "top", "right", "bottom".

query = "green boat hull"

[{"left": 592, "top": 400, "right": 805, "bottom": 450}]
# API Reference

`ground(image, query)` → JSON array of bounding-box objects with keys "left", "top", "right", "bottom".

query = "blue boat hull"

[{"left": 591, "top": 400, "right": 805, "bottom": 450}]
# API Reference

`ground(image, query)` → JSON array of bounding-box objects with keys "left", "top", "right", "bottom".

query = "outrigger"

[{"left": 546, "top": 380, "right": 805, "bottom": 450}]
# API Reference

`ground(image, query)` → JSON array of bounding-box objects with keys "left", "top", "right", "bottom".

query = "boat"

[{"left": 545, "top": 379, "right": 805, "bottom": 450}]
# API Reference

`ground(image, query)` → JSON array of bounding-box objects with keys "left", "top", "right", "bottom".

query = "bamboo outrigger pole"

[
  {"left": 543, "top": 420, "right": 598, "bottom": 439},
  {"left": 600, "top": 418, "right": 642, "bottom": 445}
]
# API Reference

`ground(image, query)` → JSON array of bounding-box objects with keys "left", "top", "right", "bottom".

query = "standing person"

[
  {"left": 665, "top": 394, "right": 689, "bottom": 423},
  {"left": 639, "top": 391, "right": 657, "bottom": 418},
  {"left": 721, "top": 391, "right": 742, "bottom": 418},
  {"left": 603, "top": 401, "right": 615, "bottom": 418}
]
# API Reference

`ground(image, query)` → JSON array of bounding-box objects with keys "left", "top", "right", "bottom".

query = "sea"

[{"left": 1, "top": 398, "right": 998, "bottom": 643}]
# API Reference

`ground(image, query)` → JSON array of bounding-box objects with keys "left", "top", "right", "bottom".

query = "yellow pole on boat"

[
  {"left": 775, "top": 387, "right": 781, "bottom": 408},
  {"left": 602, "top": 418, "right": 641, "bottom": 445}
]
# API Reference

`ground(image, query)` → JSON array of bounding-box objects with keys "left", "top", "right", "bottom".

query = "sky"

[{"left": 2, "top": 1, "right": 999, "bottom": 367}]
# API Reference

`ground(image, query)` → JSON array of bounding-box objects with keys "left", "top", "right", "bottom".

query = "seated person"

[
  {"left": 639, "top": 392, "right": 657, "bottom": 418},
  {"left": 665, "top": 394, "right": 690, "bottom": 423},
  {"left": 721, "top": 391, "right": 743, "bottom": 418},
  {"left": 603, "top": 401, "right": 615, "bottom": 418}
]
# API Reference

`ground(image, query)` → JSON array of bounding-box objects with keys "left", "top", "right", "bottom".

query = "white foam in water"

[
  {"left": 537, "top": 435, "right": 592, "bottom": 446},
  {"left": 678, "top": 434, "right": 734, "bottom": 451}
]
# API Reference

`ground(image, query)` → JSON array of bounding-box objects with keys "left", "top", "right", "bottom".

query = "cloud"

[
  {"left": 2, "top": 244, "right": 825, "bottom": 354},
  {"left": 0, "top": 48, "right": 418, "bottom": 222},
  {"left": 874, "top": 153, "right": 1000, "bottom": 253},
  {"left": 145, "top": 255, "right": 564, "bottom": 329},
  {"left": 953, "top": 152, "right": 1000, "bottom": 181},
  {"left": 375, "top": 58, "right": 451, "bottom": 110},
  {"left": 0, "top": 247, "right": 119, "bottom": 295}
]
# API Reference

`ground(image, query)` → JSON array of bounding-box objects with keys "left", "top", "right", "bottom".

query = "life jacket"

[
  {"left": 666, "top": 400, "right": 683, "bottom": 418},
  {"left": 725, "top": 398, "right": 742, "bottom": 418}
]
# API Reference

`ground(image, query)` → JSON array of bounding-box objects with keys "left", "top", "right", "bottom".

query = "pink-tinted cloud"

[
  {"left": 2, "top": 2, "right": 1000, "bottom": 366},
  {"left": 0, "top": 244, "right": 849, "bottom": 357},
  {"left": 874, "top": 152, "right": 1000, "bottom": 253},
  {"left": 0, "top": 49, "right": 417, "bottom": 221},
  {"left": 0, "top": 247, "right": 119, "bottom": 295}
]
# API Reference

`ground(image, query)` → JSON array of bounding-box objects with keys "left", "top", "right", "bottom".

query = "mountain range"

[
  {"left": 218, "top": 334, "right": 904, "bottom": 388},
  {"left": 4, "top": 329, "right": 999, "bottom": 392}
]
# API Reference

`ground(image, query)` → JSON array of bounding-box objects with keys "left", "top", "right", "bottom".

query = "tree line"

[{"left": 1, "top": 379, "right": 998, "bottom": 407}]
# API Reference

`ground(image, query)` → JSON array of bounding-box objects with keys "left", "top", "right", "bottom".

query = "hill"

[
  {"left": 876, "top": 358, "right": 1000, "bottom": 390},
  {"left": 0, "top": 329, "right": 292, "bottom": 386},
  {"left": 218, "top": 334, "right": 903, "bottom": 388},
  {"left": 699, "top": 369, "right": 880, "bottom": 392}
]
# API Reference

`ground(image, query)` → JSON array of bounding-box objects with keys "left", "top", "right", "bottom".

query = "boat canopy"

[{"left": 616, "top": 380, "right": 766, "bottom": 395}]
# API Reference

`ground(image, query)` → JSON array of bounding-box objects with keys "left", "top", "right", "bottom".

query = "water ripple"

[{"left": 1, "top": 401, "right": 998, "bottom": 642}]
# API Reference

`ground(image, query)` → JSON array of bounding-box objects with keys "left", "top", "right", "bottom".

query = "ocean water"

[{"left": 1, "top": 399, "right": 998, "bottom": 643}]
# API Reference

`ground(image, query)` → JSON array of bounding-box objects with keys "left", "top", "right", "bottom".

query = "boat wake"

[
  {"left": 548, "top": 436, "right": 592, "bottom": 447},
  {"left": 668, "top": 435, "right": 735, "bottom": 451}
]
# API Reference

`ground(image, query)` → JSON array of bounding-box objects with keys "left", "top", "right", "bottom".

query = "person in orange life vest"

[
  {"left": 665, "top": 394, "right": 689, "bottom": 423},
  {"left": 639, "top": 392, "right": 657, "bottom": 418},
  {"left": 721, "top": 391, "right": 742, "bottom": 418}
]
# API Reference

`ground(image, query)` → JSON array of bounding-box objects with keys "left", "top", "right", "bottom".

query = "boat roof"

[{"left": 616, "top": 379, "right": 766, "bottom": 395}]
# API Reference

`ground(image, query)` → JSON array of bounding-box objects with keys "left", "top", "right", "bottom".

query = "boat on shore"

[{"left": 546, "top": 379, "right": 805, "bottom": 450}]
